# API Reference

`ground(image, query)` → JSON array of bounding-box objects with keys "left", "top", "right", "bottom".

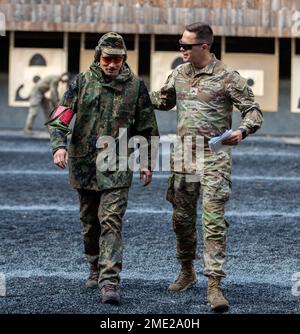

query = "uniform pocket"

[{"left": 216, "top": 172, "right": 232, "bottom": 202}]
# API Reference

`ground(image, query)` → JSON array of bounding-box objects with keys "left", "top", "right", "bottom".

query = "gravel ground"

[{"left": 0, "top": 132, "right": 300, "bottom": 315}]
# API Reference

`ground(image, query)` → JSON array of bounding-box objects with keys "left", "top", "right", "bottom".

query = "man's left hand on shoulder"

[{"left": 222, "top": 129, "right": 245, "bottom": 146}]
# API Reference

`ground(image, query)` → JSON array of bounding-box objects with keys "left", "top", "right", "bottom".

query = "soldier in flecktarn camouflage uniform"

[
  {"left": 151, "top": 23, "right": 263, "bottom": 312},
  {"left": 48, "top": 32, "right": 159, "bottom": 305}
]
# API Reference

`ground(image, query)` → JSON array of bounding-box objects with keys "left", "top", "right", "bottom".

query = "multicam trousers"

[
  {"left": 77, "top": 187, "right": 129, "bottom": 288},
  {"left": 167, "top": 149, "right": 232, "bottom": 277}
]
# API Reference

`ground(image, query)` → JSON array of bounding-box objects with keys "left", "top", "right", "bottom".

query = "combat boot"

[
  {"left": 100, "top": 284, "right": 121, "bottom": 305},
  {"left": 85, "top": 261, "right": 99, "bottom": 289},
  {"left": 207, "top": 276, "right": 229, "bottom": 312},
  {"left": 168, "top": 261, "right": 197, "bottom": 292}
]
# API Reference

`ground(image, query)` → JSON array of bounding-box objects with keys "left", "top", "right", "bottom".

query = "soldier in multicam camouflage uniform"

[
  {"left": 24, "top": 73, "right": 69, "bottom": 134},
  {"left": 151, "top": 23, "right": 263, "bottom": 312},
  {"left": 47, "top": 32, "right": 159, "bottom": 305}
]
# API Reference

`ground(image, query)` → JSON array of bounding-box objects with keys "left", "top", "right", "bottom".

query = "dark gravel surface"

[{"left": 0, "top": 133, "right": 300, "bottom": 314}]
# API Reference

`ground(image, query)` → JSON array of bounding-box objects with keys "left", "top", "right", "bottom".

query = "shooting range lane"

[{"left": 0, "top": 133, "right": 299, "bottom": 314}]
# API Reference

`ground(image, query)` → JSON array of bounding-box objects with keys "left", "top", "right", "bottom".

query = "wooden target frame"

[
  {"left": 291, "top": 38, "right": 300, "bottom": 113},
  {"left": 8, "top": 32, "right": 68, "bottom": 107},
  {"left": 221, "top": 37, "right": 279, "bottom": 112}
]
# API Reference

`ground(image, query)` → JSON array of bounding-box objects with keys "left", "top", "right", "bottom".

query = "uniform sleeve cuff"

[
  {"left": 52, "top": 146, "right": 67, "bottom": 155},
  {"left": 238, "top": 127, "right": 248, "bottom": 139}
]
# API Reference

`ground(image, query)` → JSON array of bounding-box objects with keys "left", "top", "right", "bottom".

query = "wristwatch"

[{"left": 238, "top": 128, "right": 247, "bottom": 140}]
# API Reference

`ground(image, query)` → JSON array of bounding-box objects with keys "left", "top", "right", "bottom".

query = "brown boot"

[
  {"left": 23, "top": 127, "right": 33, "bottom": 135},
  {"left": 85, "top": 262, "right": 99, "bottom": 289},
  {"left": 100, "top": 284, "right": 121, "bottom": 305},
  {"left": 207, "top": 276, "right": 229, "bottom": 312},
  {"left": 168, "top": 261, "right": 197, "bottom": 292}
]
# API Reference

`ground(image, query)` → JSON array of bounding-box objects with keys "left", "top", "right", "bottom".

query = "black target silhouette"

[
  {"left": 246, "top": 78, "right": 255, "bottom": 87},
  {"left": 15, "top": 76, "right": 41, "bottom": 101},
  {"left": 15, "top": 53, "right": 47, "bottom": 101},
  {"left": 29, "top": 54, "right": 47, "bottom": 66}
]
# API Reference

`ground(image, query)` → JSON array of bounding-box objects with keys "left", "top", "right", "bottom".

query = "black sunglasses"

[{"left": 179, "top": 39, "right": 206, "bottom": 50}]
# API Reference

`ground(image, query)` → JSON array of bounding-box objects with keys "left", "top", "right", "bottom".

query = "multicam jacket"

[
  {"left": 150, "top": 54, "right": 263, "bottom": 140},
  {"left": 48, "top": 61, "right": 159, "bottom": 191}
]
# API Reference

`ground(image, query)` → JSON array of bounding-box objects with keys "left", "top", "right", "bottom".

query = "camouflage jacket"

[
  {"left": 150, "top": 54, "right": 263, "bottom": 140},
  {"left": 48, "top": 62, "right": 159, "bottom": 191}
]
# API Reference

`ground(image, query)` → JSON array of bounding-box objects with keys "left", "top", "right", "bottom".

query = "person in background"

[{"left": 24, "top": 73, "right": 69, "bottom": 134}]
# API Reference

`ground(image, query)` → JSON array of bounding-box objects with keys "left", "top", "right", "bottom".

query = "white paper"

[{"left": 208, "top": 129, "right": 233, "bottom": 154}]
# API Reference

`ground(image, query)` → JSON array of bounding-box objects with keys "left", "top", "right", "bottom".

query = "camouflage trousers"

[
  {"left": 24, "top": 92, "right": 52, "bottom": 130},
  {"left": 77, "top": 187, "right": 129, "bottom": 288},
  {"left": 167, "top": 150, "right": 231, "bottom": 277}
]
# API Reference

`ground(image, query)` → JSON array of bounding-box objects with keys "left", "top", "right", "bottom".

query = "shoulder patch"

[{"left": 231, "top": 70, "right": 247, "bottom": 91}]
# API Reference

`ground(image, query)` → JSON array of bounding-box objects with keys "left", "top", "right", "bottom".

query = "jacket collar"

[
  {"left": 185, "top": 53, "right": 218, "bottom": 77},
  {"left": 89, "top": 61, "right": 133, "bottom": 91}
]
